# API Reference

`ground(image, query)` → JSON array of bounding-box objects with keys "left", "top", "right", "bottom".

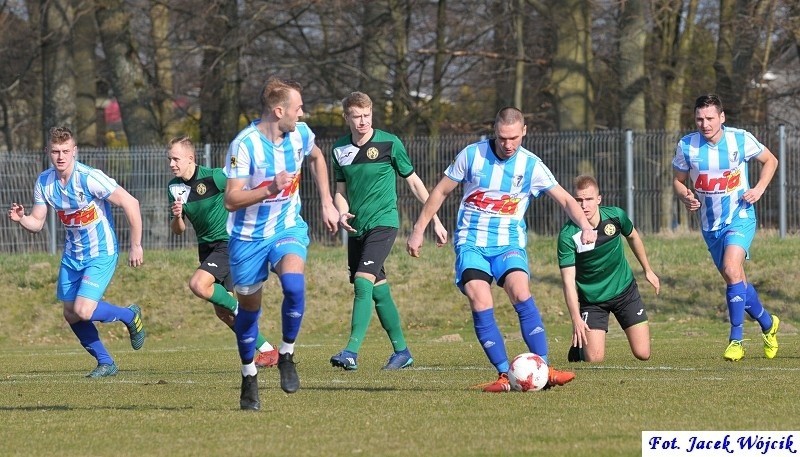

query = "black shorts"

[
  {"left": 347, "top": 227, "right": 397, "bottom": 284},
  {"left": 580, "top": 280, "right": 648, "bottom": 332},
  {"left": 198, "top": 241, "right": 232, "bottom": 291}
]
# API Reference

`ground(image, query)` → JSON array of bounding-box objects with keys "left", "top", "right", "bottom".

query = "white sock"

[
  {"left": 241, "top": 362, "right": 257, "bottom": 377},
  {"left": 279, "top": 342, "right": 294, "bottom": 355},
  {"left": 258, "top": 341, "right": 274, "bottom": 352}
]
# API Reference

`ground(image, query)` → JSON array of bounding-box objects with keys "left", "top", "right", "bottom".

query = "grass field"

[{"left": 1, "top": 234, "right": 799, "bottom": 456}]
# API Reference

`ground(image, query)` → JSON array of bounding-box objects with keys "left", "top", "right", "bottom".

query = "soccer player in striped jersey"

[
  {"left": 224, "top": 77, "right": 339, "bottom": 410},
  {"left": 7, "top": 126, "right": 146, "bottom": 378},
  {"left": 673, "top": 94, "right": 780, "bottom": 361},
  {"left": 407, "top": 107, "right": 597, "bottom": 392},
  {"left": 328, "top": 92, "right": 448, "bottom": 371},
  {"left": 167, "top": 137, "right": 278, "bottom": 368}
]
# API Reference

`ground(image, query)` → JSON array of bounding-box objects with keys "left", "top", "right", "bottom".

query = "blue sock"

[
  {"left": 727, "top": 282, "right": 746, "bottom": 341},
  {"left": 70, "top": 320, "right": 113, "bottom": 365},
  {"left": 280, "top": 273, "right": 305, "bottom": 344},
  {"left": 472, "top": 308, "right": 509, "bottom": 374},
  {"left": 234, "top": 307, "right": 260, "bottom": 364},
  {"left": 744, "top": 283, "right": 773, "bottom": 332},
  {"left": 513, "top": 297, "right": 549, "bottom": 362},
  {"left": 90, "top": 301, "right": 134, "bottom": 324}
]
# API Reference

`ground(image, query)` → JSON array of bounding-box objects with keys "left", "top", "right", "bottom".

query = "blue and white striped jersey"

[
  {"left": 224, "top": 120, "right": 314, "bottom": 241},
  {"left": 673, "top": 126, "right": 763, "bottom": 231},
  {"left": 445, "top": 139, "right": 557, "bottom": 248},
  {"left": 33, "top": 161, "right": 119, "bottom": 260}
]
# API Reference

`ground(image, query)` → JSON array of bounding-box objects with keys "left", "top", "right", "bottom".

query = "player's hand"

[
  {"left": 580, "top": 228, "right": 596, "bottom": 245},
  {"left": 338, "top": 212, "right": 356, "bottom": 233},
  {"left": 8, "top": 203, "right": 24, "bottom": 222},
  {"left": 171, "top": 198, "right": 183, "bottom": 217},
  {"left": 269, "top": 171, "right": 292, "bottom": 195},
  {"left": 128, "top": 245, "right": 143, "bottom": 268},
  {"left": 572, "top": 321, "right": 590, "bottom": 349},
  {"left": 406, "top": 230, "right": 424, "bottom": 257},
  {"left": 742, "top": 187, "right": 764, "bottom": 205},
  {"left": 321, "top": 202, "right": 339, "bottom": 234},
  {"left": 433, "top": 220, "right": 448, "bottom": 247},
  {"left": 680, "top": 188, "right": 701, "bottom": 211},
  {"left": 645, "top": 270, "right": 660, "bottom": 295}
]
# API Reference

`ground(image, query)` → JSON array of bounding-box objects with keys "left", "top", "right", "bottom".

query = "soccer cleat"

[
  {"left": 480, "top": 373, "right": 512, "bottom": 393},
  {"left": 330, "top": 350, "right": 359, "bottom": 371},
  {"left": 763, "top": 315, "right": 780, "bottom": 359},
  {"left": 86, "top": 363, "right": 118, "bottom": 378},
  {"left": 546, "top": 366, "right": 576, "bottom": 387},
  {"left": 255, "top": 349, "right": 279, "bottom": 368},
  {"left": 567, "top": 345, "right": 585, "bottom": 363},
  {"left": 240, "top": 374, "right": 260, "bottom": 411},
  {"left": 382, "top": 348, "right": 414, "bottom": 370},
  {"left": 278, "top": 352, "right": 300, "bottom": 393},
  {"left": 724, "top": 340, "right": 745, "bottom": 361},
  {"left": 126, "top": 304, "right": 146, "bottom": 350}
]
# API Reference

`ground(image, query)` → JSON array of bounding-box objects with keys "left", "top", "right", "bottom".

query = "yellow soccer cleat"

[
  {"left": 723, "top": 340, "right": 745, "bottom": 361},
  {"left": 763, "top": 315, "right": 780, "bottom": 359}
]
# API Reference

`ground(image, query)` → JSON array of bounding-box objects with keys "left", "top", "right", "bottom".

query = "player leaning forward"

[
  {"left": 8, "top": 126, "right": 146, "bottom": 377},
  {"left": 673, "top": 94, "right": 780, "bottom": 361},
  {"left": 407, "top": 107, "right": 596, "bottom": 392},
  {"left": 224, "top": 76, "right": 339, "bottom": 410}
]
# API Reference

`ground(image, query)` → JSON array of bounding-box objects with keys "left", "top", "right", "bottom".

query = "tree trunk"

[
  {"left": 149, "top": 0, "right": 178, "bottom": 139},
  {"left": 619, "top": 0, "right": 646, "bottom": 131},
  {"left": 72, "top": 0, "right": 98, "bottom": 146},
  {"left": 42, "top": 0, "right": 76, "bottom": 136},
  {"left": 360, "top": 1, "right": 391, "bottom": 128},
  {"left": 199, "top": 0, "right": 241, "bottom": 146},
  {"left": 94, "top": 0, "right": 160, "bottom": 146}
]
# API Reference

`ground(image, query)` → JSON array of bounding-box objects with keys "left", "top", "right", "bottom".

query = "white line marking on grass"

[{"left": 580, "top": 365, "right": 800, "bottom": 372}]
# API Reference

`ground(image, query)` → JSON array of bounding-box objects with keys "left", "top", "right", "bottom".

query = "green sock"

[
  {"left": 209, "top": 286, "right": 271, "bottom": 351},
  {"left": 344, "top": 277, "right": 375, "bottom": 353},
  {"left": 209, "top": 283, "right": 238, "bottom": 313},
  {"left": 373, "top": 282, "right": 407, "bottom": 352}
]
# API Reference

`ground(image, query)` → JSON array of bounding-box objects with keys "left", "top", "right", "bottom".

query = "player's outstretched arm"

[
  {"left": 625, "top": 228, "right": 660, "bottom": 295},
  {"left": 307, "top": 145, "right": 338, "bottom": 233},
  {"left": 407, "top": 176, "right": 457, "bottom": 257},
  {"left": 108, "top": 186, "right": 143, "bottom": 267},
  {"left": 333, "top": 181, "right": 355, "bottom": 233},
  {"left": 560, "top": 266, "right": 589, "bottom": 349},
  {"left": 8, "top": 203, "right": 47, "bottom": 233},
  {"left": 405, "top": 173, "right": 447, "bottom": 246},
  {"left": 547, "top": 185, "right": 596, "bottom": 244}
]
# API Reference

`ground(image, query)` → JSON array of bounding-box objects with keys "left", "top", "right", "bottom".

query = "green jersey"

[
  {"left": 557, "top": 206, "right": 634, "bottom": 303},
  {"left": 168, "top": 165, "right": 229, "bottom": 244},
  {"left": 331, "top": 129, "right": 414, "bottom": 236}
]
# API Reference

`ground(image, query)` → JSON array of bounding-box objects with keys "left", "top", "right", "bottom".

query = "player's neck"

[
  {"left": 181, "top": 163, "right": 196, "bottom": 181},
  {"left": 351, "top": 128, "right": 373, "bottom": 147},
  {"left": 56, "top": 162, "right": 76, "bottom": 184},
  {"left": 256, "top": 118, "right": 286, "bottom": 144}
]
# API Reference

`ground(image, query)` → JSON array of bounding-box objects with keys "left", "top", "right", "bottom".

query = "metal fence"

[{"left": 1, "top": 127, "right": 797, "bottom": 254}]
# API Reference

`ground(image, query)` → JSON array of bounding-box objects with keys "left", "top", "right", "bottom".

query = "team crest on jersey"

[
  {"left": 295, "top": 148, "right": 304, "bottom": 162},
  {"left": 230, "top": 156, "right": 237, "bottom": 168},
  {"left": 513, "top": 175, "right": 524, "bottom": 187},
  {"left": 729, "top": 149, "right": 739, "bottom": 163},
  {"left": 603, "top": 223, "right": 616, "bottom": 236},
  {"left": 196, "top": 183, "right": 207, "bottom": 195},
  {"left": 367, "top": 147, "right": 379, "bottom": 160},
  {"left": 76, "top": 191, "right": 86, "bottom": 203}
]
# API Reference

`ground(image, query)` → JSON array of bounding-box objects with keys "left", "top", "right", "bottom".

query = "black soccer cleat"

[
  {"left": 567, "top": 345, "right": 585, "bottom": 363},
  {"left": 278, "top": 352, "right": 300, "bottom": 393},
  {"left": 240, "top": 374, "right": 260, "bottom": 411}
]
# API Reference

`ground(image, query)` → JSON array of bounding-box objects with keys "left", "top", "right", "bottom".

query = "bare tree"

[
  {"left": 73, "top": 0, "right": 98, "bottom": 146},
  {"left": 94, "top": 0, "right": 160, "bottom": 145},
  {"left": 619, "top": 0, "right": 646, "bottom": 130},
  {"left": 42, "top": 0, "right": 77, "bottom": 137}
]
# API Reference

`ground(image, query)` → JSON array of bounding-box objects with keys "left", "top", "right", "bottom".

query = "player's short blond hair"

[
  {"left": 48, "top": 126, "right": 75, "bottom": 146},
  {"left": 342, "top": 92, "right": 373, "bottom": 115},
  {"left": 260, "top": 76, "right": 303, "bottom": 112}
]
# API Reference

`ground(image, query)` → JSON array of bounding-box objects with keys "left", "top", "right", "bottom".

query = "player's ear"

[{"left": 597, "top": 194, "right": 602, "bottom": 204}]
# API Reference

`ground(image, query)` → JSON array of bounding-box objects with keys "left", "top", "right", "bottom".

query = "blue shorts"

[
  {"left": 229, "top": 226, "right": 309, "bottom": 290},
  {"left": 454, "top": 244, "right": 529, "bottom": 292},
  {"left": 702, "top": 215, "right": 756, "bottom": 270},
  {"left": 57, "top": 254, "right": 118, "bottom": 302}
]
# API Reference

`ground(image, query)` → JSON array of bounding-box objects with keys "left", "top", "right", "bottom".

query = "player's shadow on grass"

[{"left": 0, "top": 405, "right": 195, "bottom": 412}]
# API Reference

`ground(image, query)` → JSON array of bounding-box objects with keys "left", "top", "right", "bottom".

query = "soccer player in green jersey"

[
  {"left": 329, "top": 92, "right": 447, "bottom": 370},
  {"left": 167, "top": 137, "right": 278, "bottom": 368},
  {"left": 557, "top": 175, "right": 660, "bottom": 363}
]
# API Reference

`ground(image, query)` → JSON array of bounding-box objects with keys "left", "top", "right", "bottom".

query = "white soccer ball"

[{"left": 508, "top": 353, "right": 549, "bottom": 392}]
